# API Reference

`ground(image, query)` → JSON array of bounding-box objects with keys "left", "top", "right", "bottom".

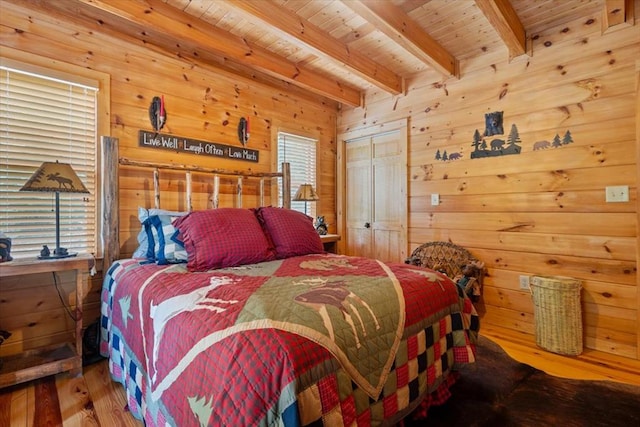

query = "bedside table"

[
  {"left": 320, "top": 234, "right": 340, "bottom": 254},
  {"left": 0, "top": 253, "right": 93, "bottom": 388}
]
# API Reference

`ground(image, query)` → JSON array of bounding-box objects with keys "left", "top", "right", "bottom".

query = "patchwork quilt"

[{"left": 100, "top": 253, "right": 479, "bottom": 426}]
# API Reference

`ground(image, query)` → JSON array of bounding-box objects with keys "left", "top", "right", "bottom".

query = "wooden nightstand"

[
  {"left": 0, "top": 253, "right": 93, "bottom": 388},
  {"left": 320, "top": 234, "right": 340, "bottom": 254}
]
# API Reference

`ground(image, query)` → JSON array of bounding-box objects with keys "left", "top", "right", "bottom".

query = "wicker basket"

[{"left": 530, "top": 276, "right": 583, "bottom": 356}]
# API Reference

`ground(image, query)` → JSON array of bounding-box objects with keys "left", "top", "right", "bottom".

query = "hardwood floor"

[
  {"left": 2, "top": 329, "right": 639, "bottom": 426},
  {"left": 0, "top": 361, "right": 141, "bottom": 427},
  {"left": 481, "top": 326, "right": 640, "bottom": 385}
]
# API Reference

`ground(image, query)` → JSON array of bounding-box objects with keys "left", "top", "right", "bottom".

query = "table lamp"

[
  {"left": 293, "top": 183, "right": 319, "bottom": 215},
  {"left": 20, "top": 161, "right": 90, "bottom": 259}
]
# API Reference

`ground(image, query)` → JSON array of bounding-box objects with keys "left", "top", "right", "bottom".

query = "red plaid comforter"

[{"left": 100, "top": 254, "right": 478, "bottom": 426}]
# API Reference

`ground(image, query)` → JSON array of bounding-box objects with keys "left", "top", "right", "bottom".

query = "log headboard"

[{"left": 101, "top": 136, "right": 291, "bottom": 268}]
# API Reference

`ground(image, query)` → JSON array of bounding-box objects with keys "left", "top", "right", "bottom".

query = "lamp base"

[
  {"left": 38, "top": 252, "right": 78, "bottom": 260},
  {"left": 37, "top": 245, "right": 77, "bottom": 259}
]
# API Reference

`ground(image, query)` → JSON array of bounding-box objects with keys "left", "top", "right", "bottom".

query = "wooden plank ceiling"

[{"left": 15, "top": 0, "right": 616, "bottom": 107}]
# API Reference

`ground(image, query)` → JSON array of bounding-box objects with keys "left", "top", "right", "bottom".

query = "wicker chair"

[{"left": 405, "top": 241, "right": 485, "bottom": 299}]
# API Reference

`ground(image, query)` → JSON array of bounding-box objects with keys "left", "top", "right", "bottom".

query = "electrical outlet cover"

[
  {"left": 605, "top": 185, "right": 629, "bottom": 203},
  {"left": 519, "top": 275, "right": 530, "bottom": 290}
]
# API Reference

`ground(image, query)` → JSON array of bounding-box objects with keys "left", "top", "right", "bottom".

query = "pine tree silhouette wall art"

[{"left": 432, "top": 112, "right": 575, "bottom": 162}]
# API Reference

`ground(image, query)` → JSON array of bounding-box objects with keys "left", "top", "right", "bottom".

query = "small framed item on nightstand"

[
  {"left": 315, "top": 216, "right": 328, "bottom": 235},
  {"left": 0, "top": 233, "right": 12, "bottom": 262}
]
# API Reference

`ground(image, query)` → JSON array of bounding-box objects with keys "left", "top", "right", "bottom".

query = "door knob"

[{"left": 364, "top": 222, "right": 371, "bottom": 228}]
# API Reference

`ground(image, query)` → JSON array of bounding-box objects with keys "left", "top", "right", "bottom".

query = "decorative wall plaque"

[{"left": 138, "top": 130, "right": 259, "bottom": 163}]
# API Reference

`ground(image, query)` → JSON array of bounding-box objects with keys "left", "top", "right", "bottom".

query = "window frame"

[
  {"left": 273, "top": 127, "right": 319, "bottom": 218},
  {"left": 0, "top": 47, "right": 110, "bottom": 259}
]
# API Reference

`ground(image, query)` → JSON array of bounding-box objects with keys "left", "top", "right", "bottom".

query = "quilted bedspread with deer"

[{"left": 100, "top": 253, "right": 479, "bottom": 426}]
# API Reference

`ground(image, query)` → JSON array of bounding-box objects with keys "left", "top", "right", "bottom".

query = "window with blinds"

[
  {"left": 277, "top": 132, "right": 318, "bottom": 217},
  {"left": 0, "top": 63, "right": 98, "bottom": 259}
]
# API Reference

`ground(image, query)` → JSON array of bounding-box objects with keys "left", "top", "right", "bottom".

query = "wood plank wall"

[
  {"left": 339, "top": 10, "right": 639, "bottom": 361},
  {"left": 0, "top": 1, "right": 337, "bottom": 356}
]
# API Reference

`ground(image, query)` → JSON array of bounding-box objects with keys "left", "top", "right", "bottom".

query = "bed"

[{"left": 98, "top": 138, "right": 479, "bottom": 426}]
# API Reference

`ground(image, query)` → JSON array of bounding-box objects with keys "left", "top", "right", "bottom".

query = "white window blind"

[
  {"left": 0, "top": 65, "right": 97, "bottom": 259},
  {"left": 277, "top": 132, "right": 317, "bottom": 217}
]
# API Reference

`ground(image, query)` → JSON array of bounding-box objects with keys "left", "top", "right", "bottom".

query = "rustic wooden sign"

[{"left": 138, "top": 130, "right": 259, "bottom": 163}]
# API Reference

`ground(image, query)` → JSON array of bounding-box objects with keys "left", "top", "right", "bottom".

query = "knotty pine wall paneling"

[
  {"left": 0, "top": 1, "right": 337, "bottom": 355},
  {"left": 339, "top": 10, "right": 639, "bottom": 362}
]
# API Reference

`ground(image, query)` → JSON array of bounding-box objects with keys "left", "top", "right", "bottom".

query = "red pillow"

[
  {"left": 255, "top": 207, "right": 324, "bottom": 259},
  {"left": 173, "top": 208, "right": 275, "bottom": 271}
]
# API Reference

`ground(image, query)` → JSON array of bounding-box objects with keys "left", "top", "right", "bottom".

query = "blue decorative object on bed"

[{"left": 133, "top": 207, "right": 188, "bottom": 263}]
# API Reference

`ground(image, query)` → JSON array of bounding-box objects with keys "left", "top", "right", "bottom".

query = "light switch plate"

[
  {"left": 431, "top": 193, "right": 440, "bottom": 206},
  {"left": 605, "top": 185, "right": 629, "bottom": 203}
]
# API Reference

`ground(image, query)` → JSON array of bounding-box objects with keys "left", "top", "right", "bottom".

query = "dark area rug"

[{"left": 405, "top": 335, "right": 640, "bottom": 427}]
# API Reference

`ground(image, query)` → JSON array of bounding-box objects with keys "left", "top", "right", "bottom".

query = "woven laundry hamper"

[{"left": 530, "top": 276, "right": 583, "bottom": 356}]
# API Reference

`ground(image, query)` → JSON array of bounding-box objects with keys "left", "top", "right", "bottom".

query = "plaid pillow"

[
  {"left": 173, "top": 208, "right": 276, "bottom": 271},
  {"left": 255, "top": 207, "right": 324, "bottom": 259}
]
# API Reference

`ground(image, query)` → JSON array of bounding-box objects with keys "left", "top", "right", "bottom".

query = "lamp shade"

[
  {"left": 293, "top": 184, "right": 319, "bottom": 202},
  {"left": 20, "top": 161, "right": 89, "bottom": 194}
]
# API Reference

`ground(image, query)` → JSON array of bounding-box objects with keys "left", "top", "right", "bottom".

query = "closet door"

[
  {"left": 345, "top": 137, "right": 374, "bottom": 258},
  {"left": 342, "top": 121, "right": 407, "bottom": 263}
]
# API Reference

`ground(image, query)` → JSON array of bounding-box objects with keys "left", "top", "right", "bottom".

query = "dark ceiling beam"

[{"left": 342, "top": 0, "right": 459, "bottom": 79}]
